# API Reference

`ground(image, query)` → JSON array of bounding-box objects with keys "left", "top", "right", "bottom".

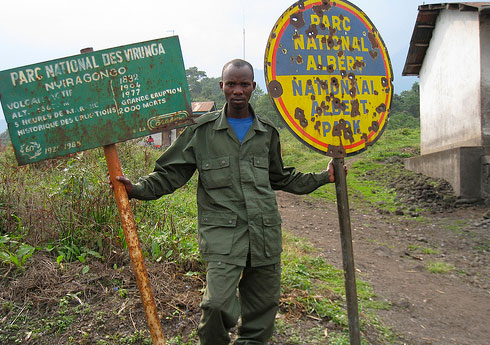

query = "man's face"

[{"left": 220, "top": 65, "right": 256, "bottom": 113}]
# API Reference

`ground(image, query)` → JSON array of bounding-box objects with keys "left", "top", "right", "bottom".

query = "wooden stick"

[{"left": 104, "top": 143, "right": 166, "bottom": 345}]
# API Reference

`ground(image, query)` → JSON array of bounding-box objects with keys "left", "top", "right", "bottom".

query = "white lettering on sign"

[
  {"left": 44, "top": 67, "right": 128, "bottom": 91},
  {"left": 44, "top": 56, "right": 100, "bottom": 78},
  {"left": 123, "top": 43, "right": 166, "bottom": 62},
  {"left": 102, "top": 51, "right": 124, "bottom": 66},
  {"left": 10, "top": 68, "right": 43, "bottom": 86},
  {"left": 6, "top": 97, "right": 42, "bottom": 110},
  {"left": 102, "top": 43, "right": 167, "bottom": 66},
  {"left": 8, "top": 43, "right": 165, "bottom": 87}
]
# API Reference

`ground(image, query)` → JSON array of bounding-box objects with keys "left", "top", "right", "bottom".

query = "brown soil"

[
  {"left": 0, "top": 255, "right": 205, "bottom": 344},
  {"left": 277, "top": 190, "right": 490, "bottom": 345}
]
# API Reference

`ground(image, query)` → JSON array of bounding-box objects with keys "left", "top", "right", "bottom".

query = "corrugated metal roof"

[
  {"left": 191, "top": 101, "right": 216, "bottom": 112},
  {"left": 403, "top": 2, "right": 490, "bottom": 76}
]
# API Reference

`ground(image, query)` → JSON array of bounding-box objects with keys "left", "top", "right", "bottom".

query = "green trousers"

[{"left": 197, "top": 260, "right": 281, "bottom": 345}]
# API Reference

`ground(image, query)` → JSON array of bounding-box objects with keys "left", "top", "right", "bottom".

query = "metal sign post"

[
  {"left": 333, "top": 157, "right": 360, "bottom": 344},
  {"left": 265, "top": 1, "right": 394, "bottom": 343}
]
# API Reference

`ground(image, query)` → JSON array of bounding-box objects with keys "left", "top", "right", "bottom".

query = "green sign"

[{"left": 0, "top": 36, "right": 192, "bottom": 165}]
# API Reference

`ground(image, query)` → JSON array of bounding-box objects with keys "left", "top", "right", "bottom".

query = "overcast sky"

[{"left": 0, "top": 0, "right": 474, "bottom": 125}]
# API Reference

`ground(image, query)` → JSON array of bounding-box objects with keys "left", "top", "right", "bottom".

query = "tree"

[
  {"left": 391, "top": 82, "right": 420, "bottom": 118},
  {"left": 249, "top": 85, "right": 264, "bottom": 108},
  {"left": 402, "top": 82, "right": 420, "bottom": 118},
  {"left": 199, "top": 76, "right": 225, "bottom": 108},
  {"left": 254, "top": 91, "right": 284, "bottom": 128},
  {"left": 186, "top": 67, "right": 225, "bottom": 107},
  {"left": 388, "top": 82, "right": 420, "bottom": 129},
  {"left": 186, "top": 67, "right": 207, "bottom": 96}
]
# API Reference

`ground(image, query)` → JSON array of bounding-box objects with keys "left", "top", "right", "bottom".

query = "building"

[
  {"left": 159, "top": 101, "right": 217, "bottom": 147},
  {"left": 191, "top": 101, "right": 217, "bottom": 116},
  {"left": 403, "top": 2, "right": 490, "bottom": 202}
]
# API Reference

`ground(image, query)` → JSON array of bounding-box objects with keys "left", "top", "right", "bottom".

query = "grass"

[
  {"left": 426, "top": 261, "right": 455, "bottom": 274},
  {"left": 280, "top": 232, "right": 396, "bottom": 344},
  {"left": 279, "top": 127, "right": 421, "bottom": 212},
  {"left": 421, "top": 247, "right": 440, "bottom": 255},
  {"left": 1, "top": 295, "right": 91, "bottom": 344},
  {"left": 474, "top": 240, "right": 490, "bottom": 253},
  {"left": 407, "top": 244, "right": 440, "bottom": 255},
  {"left": 443, "top": 219, "right": 468, "bottom": 234}
]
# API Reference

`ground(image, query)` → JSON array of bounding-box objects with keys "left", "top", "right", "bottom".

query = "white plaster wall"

[
  {"left": 481, "top": 11, "right": 490, "bottom": 148},
  {"left": 419, "top": 10, "right": 482, "bottom": 155}
]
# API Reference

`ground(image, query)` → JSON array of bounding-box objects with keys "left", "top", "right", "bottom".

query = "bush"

[
  {"left": 387, "top": 112, "right": 420, "bottom": 130},
  {"left": 0, "top": 142, "right": 200, "bottom": 270}
]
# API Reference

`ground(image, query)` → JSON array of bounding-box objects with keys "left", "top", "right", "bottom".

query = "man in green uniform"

[{"left": 115, "top": 59, "right": 340, "bottom": 344}]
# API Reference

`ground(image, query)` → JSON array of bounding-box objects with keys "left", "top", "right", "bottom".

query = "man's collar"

[{"left": 213, "top": 104, "right": 267, "bottom": 132}]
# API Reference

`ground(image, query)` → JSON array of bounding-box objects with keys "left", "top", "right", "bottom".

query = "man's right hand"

[{"left": 109, "top": 175, "right": 133, "bottom": 196}]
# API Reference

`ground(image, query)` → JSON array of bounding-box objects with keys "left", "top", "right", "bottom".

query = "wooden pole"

[
  {"left": 333, "top": 158, "right": 361, "bottom": 345},
  {"left": 79, "top": 47, "right": 165, "bottom": 345},
  {"left": 105, "top": 144, "right": 166, "bottom": 345}
]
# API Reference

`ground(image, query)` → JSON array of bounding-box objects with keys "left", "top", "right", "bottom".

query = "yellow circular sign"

[{"left": 265, "top": 0, "right": 393, "bottom": 157}]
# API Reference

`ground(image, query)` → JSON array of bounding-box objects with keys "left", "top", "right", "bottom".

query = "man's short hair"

[{"left": 222, "top": 59, "right": 254, "bottom": 81}]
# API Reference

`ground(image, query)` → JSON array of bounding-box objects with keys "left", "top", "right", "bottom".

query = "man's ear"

[
  {"left": 253, "top": 81, "right": 256, "bottom": 90},
  {"left": 219, "top": 81, "right": 224, "bottom": 90}
]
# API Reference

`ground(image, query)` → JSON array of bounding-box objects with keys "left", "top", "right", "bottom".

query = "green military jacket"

[{"left": 131, "top": 105, "right": 331, "bottom": 267}]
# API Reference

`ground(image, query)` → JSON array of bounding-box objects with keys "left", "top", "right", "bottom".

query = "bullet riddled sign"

[
  {"left": 265, "top": 0, "right": 393, "bottom": 157},
  {"left": 0, "top": 36, "right": 192, "bottom": 165}
]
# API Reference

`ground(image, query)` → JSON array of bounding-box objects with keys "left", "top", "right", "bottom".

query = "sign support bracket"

[{"left": 333, "top": 157, "right": 361, "bottom": 345}]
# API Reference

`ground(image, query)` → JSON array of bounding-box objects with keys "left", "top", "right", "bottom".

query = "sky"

[{"left": 0, "top": 0, "right": 459, "bottom": 128}]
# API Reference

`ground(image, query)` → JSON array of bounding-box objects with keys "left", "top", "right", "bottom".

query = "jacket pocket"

[
  {"left": 199, "top": 212, "right": 237, "bottom": 254},
  {"left": 262, "top": 213, "right": 282, "bottom": 257},
  {"left": 253, "top": 155, "right": 270, "bottom": 188},
  {"left": 200, "top": 156, "right": 232, "bottom": 189}
]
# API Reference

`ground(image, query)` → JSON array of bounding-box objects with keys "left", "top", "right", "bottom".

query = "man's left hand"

[{"left": 327, "top": 159, "right": 348, "bottom": 183}]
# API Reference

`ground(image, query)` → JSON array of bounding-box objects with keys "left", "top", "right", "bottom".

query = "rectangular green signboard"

[{"left": 0, "top": 36, "right": 192, "bottom": 165}]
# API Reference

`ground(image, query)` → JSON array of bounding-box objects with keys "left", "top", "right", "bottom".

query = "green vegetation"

[
  {"left": 0, "top": 234, "right": 35, "bottom": 269},
  {"left": 388, "top": 82, "right": 420, "bottom": 130},
  {"left": 185, "top": 66, "right": 225, "bottom": 108},
  {"left": 426, "top": 261, "right": 456, "bottom": 274},
  {"left": 1, "top": 293, "right": 93, "bottom": 344},
  {"left": 407, "top": 244, "right": 440, "bottom": 255},
  {"left": 279, "top": 125, "right": 421, "bottom": 213},
  {"left": 280, "top": 232, "right": 394, "bottom": 344},
  {"left": 422, "top": 247, "right": 440, "bottom": 255},
  {"left": 0, "top": 142, "right": 200, "bottom": 271}
]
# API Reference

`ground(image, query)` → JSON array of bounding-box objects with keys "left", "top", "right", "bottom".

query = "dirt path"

[{"left": 276, "top": 191, "right": 490, "bottom": 345}]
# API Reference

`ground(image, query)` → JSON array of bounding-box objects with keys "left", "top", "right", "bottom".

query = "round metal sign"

[{"left": 265, "top": 0, "right": 393, "bottom": 157}]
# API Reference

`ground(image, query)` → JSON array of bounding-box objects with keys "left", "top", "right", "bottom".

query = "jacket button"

[
  {"left": 221, "top": 160, "right": 226, "bottom": 164},
  {"left": 205, "top": 164, "right": 209, "bottom": 168},
  {"left": 228, "top": 220, "right": 233, "bottom": 224}
]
